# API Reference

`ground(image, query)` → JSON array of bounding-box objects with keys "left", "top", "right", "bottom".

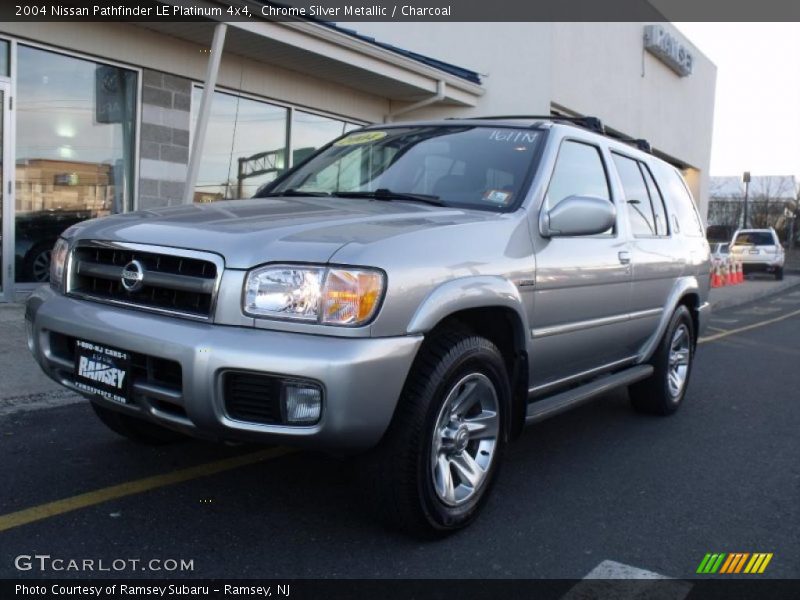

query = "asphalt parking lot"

[{"left": 1, "top": 284, "right": 799, "bottom": 580}]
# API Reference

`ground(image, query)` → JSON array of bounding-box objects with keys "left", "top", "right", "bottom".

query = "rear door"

[
  {"left": 611, "top": 153, "right": 684, "bottom": 354},
  {"left": 528, "top": 138, "right": 634, "bottom": 393}
]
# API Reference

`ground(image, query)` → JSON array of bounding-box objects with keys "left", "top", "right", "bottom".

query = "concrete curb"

[{"left": 710, "top": 277, "right": 800, "bottom": 311}]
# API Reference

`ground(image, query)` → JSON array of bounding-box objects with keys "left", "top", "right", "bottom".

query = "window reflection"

[
  {"left": 15, "top": 45, "right": 137, "bottom": 283},
  {"left": 292, "top": 110, "right": 356, "bottom": 165},
  {"left": 0, "top": 40, "right": 8, "bottom": 77},
  {"left": 191, "top": 90, "right": 361, "bottom": 202},
  {"left": 191, "top": 88, "right": 287, "bottom": 202}
]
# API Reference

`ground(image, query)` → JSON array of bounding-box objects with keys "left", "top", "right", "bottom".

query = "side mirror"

[{"left": 540, "top": 195, "right": 617, "bottom": 238}]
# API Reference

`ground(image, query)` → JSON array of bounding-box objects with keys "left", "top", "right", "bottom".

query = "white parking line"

[
  {"left": 582, "top": 560, "right": 671, "bottom": 579},
  {"left": 735, "top": 306, "right": 783, "bottom": 315},
  {"left": 561, "top": 561, "right": 692, "bottom": 600}
]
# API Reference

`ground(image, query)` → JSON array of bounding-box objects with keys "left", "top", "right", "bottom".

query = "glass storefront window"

[
  {"left": 291, "top": 110, "right": 359, "bottom": 165},
  {"left": 0, "top": 40, "right": 9, "bottom": 77},
  {"left": 191, "top": 88, "right": 288, "bottom": 202},
  {"left": 15, "top": 45, "right": 137, "bottom": 283}
]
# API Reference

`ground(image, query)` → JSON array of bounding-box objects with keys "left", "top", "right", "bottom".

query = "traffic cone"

[
  {"left": 726, "top": 260, "right": 735, "bottom": 286},
  {"left": 711, "top": 263, "right": 722, "bottom": 288},
  {"left": 736, "top": 259, "right": 744, "bottom": 284}
]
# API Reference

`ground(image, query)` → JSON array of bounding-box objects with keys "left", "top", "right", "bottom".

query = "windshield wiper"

[
  {"left": 261, "top": 188, "right": 331, "bottom": 198},
  {"left": 332, "top": 188, "right": 445, "bottom": 207}
]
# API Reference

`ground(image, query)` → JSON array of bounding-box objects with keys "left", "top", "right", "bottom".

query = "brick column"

[{"left": 138, "top": 69, "right": 192, "bottom": 209}]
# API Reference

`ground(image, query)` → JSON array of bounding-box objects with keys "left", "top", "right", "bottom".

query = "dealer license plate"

[{"left": 74, "top": 339, "right": 132, "bottom": 405}]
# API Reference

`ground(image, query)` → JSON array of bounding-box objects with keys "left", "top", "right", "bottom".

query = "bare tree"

[
  {"left": 708, "top": 176, "right": 796, "bottom": 233},
  {"left": 748, "top": 176, "right": 794, "bottom": 229},
  {"left": 707, "top": 178, "right": 742, "bottom": 228}
]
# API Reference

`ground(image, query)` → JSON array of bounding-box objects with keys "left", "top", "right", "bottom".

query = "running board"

[{"left": 525, "top": 364, "right": 654, "bottom": 424}]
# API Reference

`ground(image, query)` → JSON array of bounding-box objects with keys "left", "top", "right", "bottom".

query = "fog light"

[{"left": 282, "top": 383, "right": 322, "bottom": 424}]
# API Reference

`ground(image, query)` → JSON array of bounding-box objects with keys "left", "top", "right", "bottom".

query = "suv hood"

[{"left": 71, "top": 196, "right": 499, "bottom": 268}]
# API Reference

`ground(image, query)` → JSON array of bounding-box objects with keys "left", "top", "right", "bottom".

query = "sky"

[{"left": 673, "top": 23, "right": 800, "bottom": 178}]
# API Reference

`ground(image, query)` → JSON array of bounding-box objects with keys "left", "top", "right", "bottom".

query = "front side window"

[
  {"left": 546, "top": 140, "right": 611, "bottom": 208},
  {"left": 264, "top": 126, "right": 541, "bottom": 211},
  {"left": 544, "top": 140, "right": 613, "bottom": 235}
]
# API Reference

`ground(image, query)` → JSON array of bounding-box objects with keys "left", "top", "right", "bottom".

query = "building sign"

[{"left": 643, "top": 25, "right": 693, "bottom": 77}]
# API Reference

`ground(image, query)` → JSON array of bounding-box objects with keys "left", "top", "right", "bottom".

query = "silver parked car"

[
  {"left": 26, "top": 117, "right": 711, "bottom": 535},
  {"left": 730, "top": 228, "right": 785, "bottom": 280},
  {"left": 710, "top": 242, "right": 730, "bottom": 268}
]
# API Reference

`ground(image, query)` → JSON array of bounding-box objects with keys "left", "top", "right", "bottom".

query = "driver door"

[{"left": 528, "top": 138, "right": 634, "bottom": 394}]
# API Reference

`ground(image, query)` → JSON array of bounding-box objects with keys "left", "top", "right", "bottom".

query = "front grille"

[
  {"left": 223, "top": 372, "right": 284, "bottom": 425},
  {"left": 68, "top": 243, "right": 220, "bottom": 319}
]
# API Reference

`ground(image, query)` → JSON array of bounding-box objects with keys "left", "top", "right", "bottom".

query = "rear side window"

[
  {"left": 612, "top": 154, "right": 657, "bottom": 236},
  {"left": 546, "top": 140, "right": 611, "bottom": 208},
  {"left": 659, "top": 167, "right": 704, "bottom": 237},
  {"left": 641, "top": 165, "right": 669, "bottom": 236}
]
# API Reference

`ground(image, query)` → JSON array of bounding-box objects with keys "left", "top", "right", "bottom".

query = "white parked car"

[
  {"left": 710, "top": 242, "right": 729, "bottom": 269},
  {"left": 730, "top": 228, "right": 785, "bottom": 280}
]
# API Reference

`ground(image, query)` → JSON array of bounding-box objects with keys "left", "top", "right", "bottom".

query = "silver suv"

[{"left": 26, "top": 117, "right": 711, "bottom": 535}]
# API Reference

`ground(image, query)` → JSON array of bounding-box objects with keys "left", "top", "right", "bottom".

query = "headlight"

[
  {"left": 50, "top": 238, "right": 70, "bottom": 290},
  {"left": 243, "top": 265, "right": 385, "bottom": 326}
]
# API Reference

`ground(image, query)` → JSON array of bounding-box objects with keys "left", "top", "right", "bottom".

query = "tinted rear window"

[{"left": 733, "top": 232, "right": 775, "bottom": 246}]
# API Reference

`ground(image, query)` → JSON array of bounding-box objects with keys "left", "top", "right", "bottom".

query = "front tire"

[
  {"left": 629, "top": 305, "right": 695, "bottom": 415},
  {"left": 91, "top": 402, "right": 187, "bottom": 445},
  {"left": 365, "top": 327, "right": 510, "bottom": 536}
]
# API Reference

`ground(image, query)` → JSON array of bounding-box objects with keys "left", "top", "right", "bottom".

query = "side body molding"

[
  {"left": 406, "top": 276, "right": 530, "bottom": 335},
  {"left": 637, "top": 275, "right": 702, "bottom": 363}
]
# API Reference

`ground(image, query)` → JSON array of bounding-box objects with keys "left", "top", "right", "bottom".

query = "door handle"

[{"left": 618, "top": 251, "right": 631, "bottom": 265}]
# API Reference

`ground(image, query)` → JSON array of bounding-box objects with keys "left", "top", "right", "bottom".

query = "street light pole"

[{"left": 742, "top": 171, "right": 751, "bottom": 228}]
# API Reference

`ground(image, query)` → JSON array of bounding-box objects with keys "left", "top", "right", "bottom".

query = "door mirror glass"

[{"left": 541, "top": 195, "right": 617, "bottom": 237}]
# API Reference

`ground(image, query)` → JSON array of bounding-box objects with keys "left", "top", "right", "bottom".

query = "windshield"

[
  {"left": 259, "top": 126, "right": 542, "bottom": 211},
  {"left": 733, "top": 232, "right": 775, "bottom": 246}
]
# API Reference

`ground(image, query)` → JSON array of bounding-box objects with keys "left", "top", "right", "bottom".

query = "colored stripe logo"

[{"left": 696, "top": 553, "right": 773, "bottom": 574}]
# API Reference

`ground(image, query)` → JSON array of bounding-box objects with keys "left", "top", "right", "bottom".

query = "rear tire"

[
  {"left": 364, "top": 326, "right": 510, "bottom": 537},
  {"left": 629, "top": 305, "right": 695, "bottom": 416},
  {"left": 91, "top": 402, "right": 186, "bottom": 445},
  {"left": 775, "top": 267, "right": 784, "bottom": 281}
]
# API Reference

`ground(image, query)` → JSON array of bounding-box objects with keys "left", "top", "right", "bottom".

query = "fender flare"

[
  {"left": 406, "top": 275, "right": 531, "bottom": 337},
  {"left": 637, "top": 275, "right": 701, "bottom": 363}
]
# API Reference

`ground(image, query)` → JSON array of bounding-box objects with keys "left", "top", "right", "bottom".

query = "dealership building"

[{"left": 0, "top": 14, "right": 715, "bottom": 301}]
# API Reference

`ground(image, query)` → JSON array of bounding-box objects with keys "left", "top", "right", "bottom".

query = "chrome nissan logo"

[{"left": 120, "top": 260, "right": 145, "bottom": 292}]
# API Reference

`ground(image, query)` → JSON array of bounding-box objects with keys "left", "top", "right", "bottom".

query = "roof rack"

[
  {"left": 450, "top": 114, "right": 652, "bottom": 154},
  {"left": 451, "top": 114, "right": 606, "bottom": 134},
  {"left": 604, "top": 130, "right": 652, "bottom": 153}
]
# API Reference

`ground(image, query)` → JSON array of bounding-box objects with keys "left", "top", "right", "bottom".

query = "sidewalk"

[
  {"left": 0, "top": 301, "right": 81, "bottom": 415},
  {"left": 709, "top": 273, "right": 800, "bottom": 310}
]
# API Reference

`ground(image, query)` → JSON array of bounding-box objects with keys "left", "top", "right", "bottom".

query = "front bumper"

[{"left": 26, "top": 286, "right": 423, "bottom": 450}]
